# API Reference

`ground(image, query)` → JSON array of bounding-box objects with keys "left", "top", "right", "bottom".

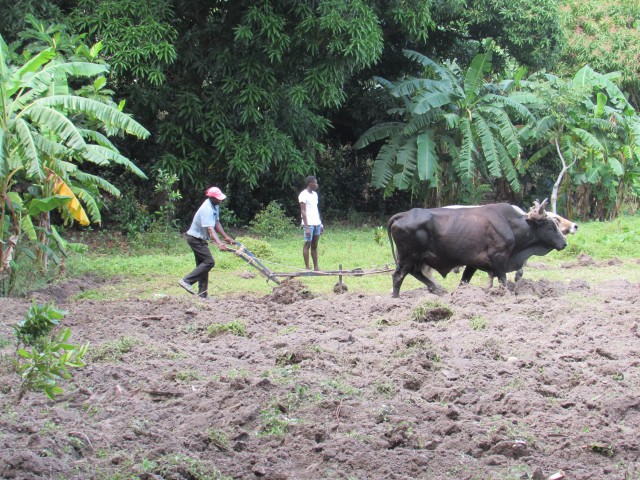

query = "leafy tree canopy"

[
  {"left": 0, "top": 0, "right": 568, "bottom": 224},
  {"left": 558, "top": 0, "right": 640, "bottom": 108},
  {"left": 355, "top": 45, "right": 533, "bottom": 205},
  {"left": 428, "top": 0, "right": 566, "bottom": 70}
]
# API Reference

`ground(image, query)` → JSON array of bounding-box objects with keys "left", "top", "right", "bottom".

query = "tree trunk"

[
  {"left": 551, "top": 139, "right": 576, "bottom": 214},
  {"left": 37, "top": 212, "right": 51, "bottom": 272}
]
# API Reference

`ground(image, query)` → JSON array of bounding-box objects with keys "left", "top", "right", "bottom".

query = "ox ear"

[{"left": 528, "top": 198, "right": 548, "bottom": 220}]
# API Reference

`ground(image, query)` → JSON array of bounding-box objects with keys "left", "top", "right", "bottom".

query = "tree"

[
  {"left": 355, "top": 45, "right": 533, "bottom": 205},
  {"left": 1, "top": 1, "right": 567, "bottom": 225},
  {"left": 521, "top": 66, "right": 640, "bottom": 219},
  {"left": 558, "top": 0, "right": 640, "bottom": 109},
  {"left": 0, "top": 29, "right": 149, "bottom": 294}
]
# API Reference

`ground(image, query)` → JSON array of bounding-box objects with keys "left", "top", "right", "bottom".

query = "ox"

[
  {"left": 442, "top": 205, "right": 578, "bottom": 286},
  {"left": 388, "top": 200, "right": 567, "bottom": 297}
]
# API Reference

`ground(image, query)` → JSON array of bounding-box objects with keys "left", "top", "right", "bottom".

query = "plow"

[{"left": 229, "top": 242, "right": 394, "bottom": 291}]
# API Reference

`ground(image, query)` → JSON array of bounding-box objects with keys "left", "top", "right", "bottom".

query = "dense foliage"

[
  {"left": 0, "top": 0, "right": 638, "bottom": 241},
  {"left": 0, "top": 0, "right": 573, "bottom": 226},
  {"left": 558, "top": 0, "right": 640, "bottom": 108},
  {"left": 355, "top": 45, "right": 532, "bottom": 206},
  {"left": 0, "top": 25, "right": 148, "bottom": 295}
]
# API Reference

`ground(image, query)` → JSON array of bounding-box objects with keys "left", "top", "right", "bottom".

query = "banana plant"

[
  {"left": 0, "top": 31, "right": 149, "bottom": 292},
  {"left": 355, "top": 42, "right": 533, "bottom": 203},
  {"left": 521, "top": 66, "right": 640, "bottom": 218}
]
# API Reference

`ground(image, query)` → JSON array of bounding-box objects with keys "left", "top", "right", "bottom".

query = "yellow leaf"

[{"left": 53, "top": 179, "right": 90, "bottom": 226}]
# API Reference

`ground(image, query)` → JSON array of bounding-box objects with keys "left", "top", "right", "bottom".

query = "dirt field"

[{"left": 1, "top": 259, "right": 640, "bottom": 480}]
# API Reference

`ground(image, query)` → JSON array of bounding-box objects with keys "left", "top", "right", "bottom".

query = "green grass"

[
  {"left": 207, "top": 320, "right": 246, "bottom": 337},
  {"left": 62, "top": 215, "right": 640, "bottom": 299}
]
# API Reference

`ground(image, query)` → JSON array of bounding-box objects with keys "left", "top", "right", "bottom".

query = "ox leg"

[
  {"left": 392, "top": 265, "right": 411, "bottom": 298},
  {"left": 486, "top": 272, "right": 495, "bottom": 289},
  {"left": 460, "top": 267, "right": 477, "bottom": 284},
  {"left": 411, "top": 265, "right": 446, "bottom": 296},
  {"left": 514, "top": 260, "right": 527, "bottom": 282},
  {"left": 495, "top": 271, "right": 508, "bottom": 287},
  {"left": 514, "top": 268, "right": 524, "bottom": 282}
]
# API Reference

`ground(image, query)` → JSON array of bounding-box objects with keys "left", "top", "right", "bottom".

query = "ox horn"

[{"left": 528, "top": 198, "right": 549, "bottom": 219}]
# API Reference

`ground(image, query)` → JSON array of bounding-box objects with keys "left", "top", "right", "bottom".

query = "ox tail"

[{"left": 388, "top": 220, "right": 398, "bottom": 266}]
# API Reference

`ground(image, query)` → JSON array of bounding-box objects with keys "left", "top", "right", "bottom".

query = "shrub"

[
  {"left": 13, "top": 302, "right": 88, "bottom": 401},
  {"left": 249, "top": 201, "right": 295, "bottom": 237},
  {"left": 221, "top": 208, "right": 243, "bottom": 228},
  {"left": 14, "top": 302, "right": 65, "bottom": 346},
  {"left": 234, "top": 236, "right": 274, "bottom": 259}
]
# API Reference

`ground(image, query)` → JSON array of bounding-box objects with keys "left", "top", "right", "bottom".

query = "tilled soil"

[{"left": 1, "top": 267, "right": 640, "bottom": 480}]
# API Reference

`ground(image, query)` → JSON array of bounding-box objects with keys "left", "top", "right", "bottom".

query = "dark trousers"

[{"left": 184, "top": 235, "right": 215, "bottom": 297}]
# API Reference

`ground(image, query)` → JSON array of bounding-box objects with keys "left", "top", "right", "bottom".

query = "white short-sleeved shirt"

[
  {"left": 187, "top": 200, "right": 219, "bottom": 240},
  {"left": 299, "top": 189, "right": 321, "bottom": 226}
]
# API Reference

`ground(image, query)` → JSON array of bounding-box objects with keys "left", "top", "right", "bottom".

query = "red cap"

[{"left": 206, "top": 187, "right": 226, "bottom": 200}]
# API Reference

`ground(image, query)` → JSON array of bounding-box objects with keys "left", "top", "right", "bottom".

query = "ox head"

[
  {"left": 547, "top": 212, "right": 578, "bottom": 235},
  {"left": 526, "top": 199, "right": 567, "bottom": 250}
]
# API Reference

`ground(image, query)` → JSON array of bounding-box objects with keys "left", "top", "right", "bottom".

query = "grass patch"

[
  {"left": 207, "top": 320, "right": 246, "bottom": 337},
  {"left": 90, "top": 336, "right": 141, "bottom": 362},
  {"left": 174, "top": 369, "right": 203, "bottom": 383},
  {"left": 146, "top": 453, "right": 231, "bottom": 480},
  {"left": 411, "top": 300, "right": 454, "bottom": 322},
  {"left": 470, "top": 315, "right": 488, "bottom": 330},
  {"left": 0, "top": 335, "right": 12, "bottom": 349},
  {"left": 56, "top": 215, "right": 640, "bottom": 299},
  {"left": 207, "top": 428, "right": 230, "bottom": 451},
  {"left": 257, "top": 384, "right": 314, "bottom": 437},
  {"left": 373, "top": 380, "right": 396, "bottom": 397},
  {"left": 321, "top": 378, "right": 363, "bottom": 399}
]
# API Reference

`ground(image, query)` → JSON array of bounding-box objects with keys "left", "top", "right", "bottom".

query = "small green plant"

[
  {"left": 174, "top": 369, "right": 203, "bottom": 383},
  {"left": 321, "top": 378, "right": 363, "bottom": 399},
  {"left": 15, "top": 332, "right": 88, "bottom": 401},
  {"left": 258, "top": 384, "right": 314, "bottom": 437},
  {"left": 110, "top": 189, "right": 152, "bottom": 238},
  {"left": 612, "top": 372, "right": 624, "bottom": 382},
  {"left": 13, "top": 302, "right": 88, "bottom": 402},
  {"left": 233, "top": 236, "right": 274, "bottom": 259},
  {"left": 149, "top": 453, "right": 231, "bottom": 480},
  {"left": 249, "top": 201, "right": 294, "bottom": 237},
  {"left": 153, "top": 169, "right": 183, "bottom": 229},
  {"left": 374, "top": 380, "right": 396, "bottom": 397},
  {"left": 207, "top": 320, "right": 246, "bottom": 337},
  {"left": 259, "top": 405, "right": 295, "bottom": 437},
  {"left": 220, "top": 208, "right": 242, "bottom": 228},
  {"left": 14, "top": 302, "right": 66, "bottom": 346},
  {"left": 140, "top": 458, "right": 158, "bottom": 473},
  {"left": 207, "top": 428, "right": 230, "bottom": 451},
  {"left": 373, "top": 226, "right": 386, "bottom": 245},
  {"left": 470, "top": 315, "right": 488, "bottom": 330},
  {"left": 278, "top": 326, "right": 298, "bottom": 335},
  {"left": 375, "top": 404, "right": 397, "bottom": 423},
  {"left": 589, "top": 442, "right": 615, "bottom": 457},
  {"left": 82, "top": 403, "right": 101, "bottom": 417}
]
